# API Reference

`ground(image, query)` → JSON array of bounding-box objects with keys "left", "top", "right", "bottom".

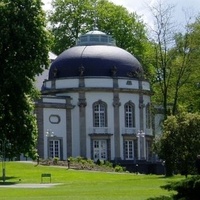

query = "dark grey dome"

[{"left": 49, "top": 30, "right": 143, "bottom": 79}]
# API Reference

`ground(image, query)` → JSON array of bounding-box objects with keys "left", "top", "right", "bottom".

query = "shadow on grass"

[{"left": 0, "top": 176, "right": 18, "bottom": 185}]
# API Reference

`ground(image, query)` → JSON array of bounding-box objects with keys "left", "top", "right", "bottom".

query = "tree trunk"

[{"left": 165, "top": 160, "right": 174, "bottom": 177}]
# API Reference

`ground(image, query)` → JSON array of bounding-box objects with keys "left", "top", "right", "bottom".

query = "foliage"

[
  {"left": 47, "top": 0, "right": 149, "bottom": 68},
  {"left": 153, "top": 112, "right": 200, "bottom": 176},
  {"left": 53, "top": 157, "right": 59, "bottom": 164},
  {"left": 114, "top": 165, "right": 125, "bottom": 172},
  {"left": 176, "top": 16, "right": 200, "bottom": 113},
  {"left": 40, "top": 156, "right": 124, "bottom": 172},
  {"left": 161, "top": 175, "right": 200, "bottom": 200},
  {"left": 148, "top": 1, "right": 200, "bottom": 117},
  {"left": 47, "top": 0, "right": 200, "bottom": 115},
  {"left": 0, "top": 0, "right": 52, "bottom": 159},
  {"left": 48, "top": 0, "right": 95, "bottom": 54},
  {"left": 147, "top": 2, "right": 177, "bottom": 118}
]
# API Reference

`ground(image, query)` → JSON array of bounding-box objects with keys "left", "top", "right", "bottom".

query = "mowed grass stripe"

[{"left": 0, "top": 162, "right": 182, "bottom": 200}]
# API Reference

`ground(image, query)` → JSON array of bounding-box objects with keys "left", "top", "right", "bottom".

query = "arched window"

[
  {"left": 124, "top": 102, "right": 135, "bottom": 127},
  {"left": 93, "top": 100, "right": 107, "bottom": 127},
  {"left": 146, "top": 103, "right": 151, "bottom": 129}
]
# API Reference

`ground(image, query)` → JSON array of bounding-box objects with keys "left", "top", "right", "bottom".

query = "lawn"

[{"left": 0, "top": 162, "right": 183, "bottom": 200}]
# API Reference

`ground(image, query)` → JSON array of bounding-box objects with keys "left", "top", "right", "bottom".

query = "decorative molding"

[
  {"left": 139, "top": 98, "right": 145, "bottom": 109},
  {"left": 127, "top": 100, "right": 133, "bottom": 105},
  {"left": 127, "top": 68, "right": 143, "bottom": 78},
  {"left": 97, "top": 99, "right": 103, "bottom": 104},
  {"left": 126, "top": 80, "right": 132, "bottom": 85},
  {"left": 53, "top": 68, "right": 58, "bottom": 78},
  {"left": 79, "top": 65, "right": 85, "bottom": 76},
  {"left": 78, "top": 98, "right": 87, "bottom": 107},
  {"left": 49, "top": 114, "right": 61, "bottom": 124},
  {"left": 113, "top": 95, "right": 121, "bottom": 107},
  {"left": 111, "top": 66, "right": 117, "bottom": 77},
  {"left": 139, "top": 103, "right": 145, "bottom": 109}
]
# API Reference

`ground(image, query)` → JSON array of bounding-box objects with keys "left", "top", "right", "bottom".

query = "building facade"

[{"left": 35, "top": 29, "right": 154, "bottom": 163}]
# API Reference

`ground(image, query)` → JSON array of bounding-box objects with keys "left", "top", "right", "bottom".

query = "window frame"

[
  {"left": 124, "top": 102, "right": 135, "bottom": 128},
  {"left": 93, "top": 100, "right": 107, "bottom": 127}
]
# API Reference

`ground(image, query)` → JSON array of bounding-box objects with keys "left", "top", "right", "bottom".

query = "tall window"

[
  {"left": 93, "top": 101, "right": 107, "bottom": 127},
  {"left": 125, "top": 102, "right": 135, "bottom": 127},
  {"left": 146, "top": 103, "right": 151, "bottom": 129}
]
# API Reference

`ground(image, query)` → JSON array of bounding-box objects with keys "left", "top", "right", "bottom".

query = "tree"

[
  {"left": 154, "top": 112, "right": 200, "bottom": 176},
  {"left": 165, "top": 16, "right": 200, "bottom": 115},
  {"left": 48, "top": 0, "right": 95, "bottom": 54},
  {"left": 176, "top": 16, "right": 200, "bottom": 112},
  {"left": 149, "top": 1, "right": 200, "bottom": 118},
  {"left": 148, "top": 1, "right": 178, "bottom": 119},
  {"left": 0, "top": 0, "right": 52, "bottom": 159},
  {"left": 96, "top": 0, "right": 147, "bottom": 62},
  {"left": 48, "top": 0, "right": 148, "bottom": 66}
]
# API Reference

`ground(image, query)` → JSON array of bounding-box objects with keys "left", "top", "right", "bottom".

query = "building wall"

[{"left": 36, "top": 77, "right": 154, "bottom": 161}]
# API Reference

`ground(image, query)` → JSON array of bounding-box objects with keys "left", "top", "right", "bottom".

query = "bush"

[
  {"left": 163, "top": 175, "right": 200, "bottom": 200},
  {"left": 53, "top": 157, "right": 59, "bottom": 164},
  {"left": 149, "top": 176, "right": 200, "bottom": 200},
  {"left": 114, "top": 165, "right": 124, "bottom": 172},
  {"left": 104, "top": 160, "right": 113, "bottom": 168}
]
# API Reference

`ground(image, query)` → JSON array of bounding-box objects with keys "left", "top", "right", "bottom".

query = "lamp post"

[
  {"left": 46, "top": 129, "right": 54, "bottom": 137},
  {"left": 0, "top": 139, "right": 6, "bottom": 183},
  {"left": 137, "top": 130, "right": 145, "bottom": 160}
]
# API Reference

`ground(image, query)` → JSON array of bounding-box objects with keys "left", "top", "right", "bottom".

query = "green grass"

[{"left": 0, "top": 162, "right": 184, "bottom": 200}]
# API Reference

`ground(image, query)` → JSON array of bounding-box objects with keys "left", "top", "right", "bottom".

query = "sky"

[{"left": 42, "top": 0, "right": 200, "bottom": 27}]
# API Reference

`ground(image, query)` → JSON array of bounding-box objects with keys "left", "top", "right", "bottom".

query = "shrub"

[
  {"left": 104, "top": 160, "right": 113, "bottom": 168},
  {"left": 114, "top": 165, "right": 124, "bottom": 172},
  {"left": 149, "top": 176, "right": 200, "bottom": 200},
  {"left": 76, "top": 156, "right": 84, "bottom": 163},
  {"left": 162, "top": 175, "right": 200, "bottom": 200},
  {"left": 53, "top": 157, "right": 59, "bottom": 165},
  {"left": 87, "top": 159, "right": 94, "bottom": 165}
]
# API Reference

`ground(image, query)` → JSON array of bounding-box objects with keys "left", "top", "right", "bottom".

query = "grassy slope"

[{"left": 0, "top": 162, "right": 183, "bottom": 200}]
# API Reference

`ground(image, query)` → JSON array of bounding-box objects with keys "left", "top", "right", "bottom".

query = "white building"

[{"left": 35, "top": 30, "right": 154, "bottom": 163}]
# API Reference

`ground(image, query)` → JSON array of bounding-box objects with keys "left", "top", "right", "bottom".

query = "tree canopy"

[
  {"left": 154, "top": 112, "right": 200, "bottom": 176},
  {"left": 47, "top": 0, "right": 149, "bottom": 68},
  {"left": 148, "top": 1, "right": 200, "bottom": 118},
  {"left": 0, "top": 0, "right": 51, "bottom": 158}
]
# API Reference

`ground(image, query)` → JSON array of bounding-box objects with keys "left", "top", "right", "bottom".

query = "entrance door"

[
  {"left": 49, "top": 140, "right": 60, "bottom": 159},
  {"left": 125, "top": 140, "right": 134, "bottom": 160},
  {"left": 93, "top": 140, "right": 107, "bottom": 161}
]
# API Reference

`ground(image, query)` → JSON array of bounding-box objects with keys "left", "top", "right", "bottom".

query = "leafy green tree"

[
  {"left": 0, "top": 0, "right": 52, "bottom": 159},
  {"left": 96, "top": 0, "right": 147, "bottom": 62},
  {"left": 48, "top": 0, "right": 148, "bottom": 67},
  {"left": 48, "top": 0, "right": 95, "bottom": 54},
  {"left": 148, "top": 1, "right": 200, "bottom": 118},
  {"left": 154, "top": 112, "right": 200, "bottom": 176},
  {"left": 176, "top": 16, "right": 200, "bottom": 112},
  {"left": 148, "top": 1, "right": 178, "bottom": 118},
  {"left": 162, "top": 17, "right": 200, "bottom": 115},
  {"left": 148, "top": 176, "right": 200, "bottom": 200}
]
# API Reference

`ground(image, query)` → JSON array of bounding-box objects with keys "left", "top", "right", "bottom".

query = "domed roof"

[{"left": 49, "top": 30, "right": 143, "bottom": 79}]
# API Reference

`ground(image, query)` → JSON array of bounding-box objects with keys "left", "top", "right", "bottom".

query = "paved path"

[{"left": 0, "top": 183, "right": 62, "bottom": 188}]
